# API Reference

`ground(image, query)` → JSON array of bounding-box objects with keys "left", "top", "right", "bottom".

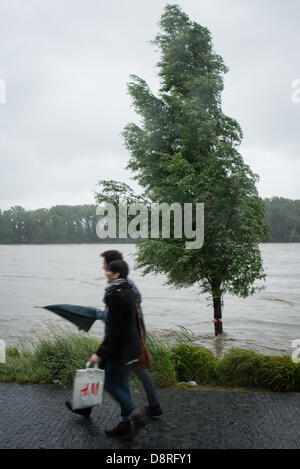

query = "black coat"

[{"left": 96, "top": 282, "right": 142, "bottom": 364}]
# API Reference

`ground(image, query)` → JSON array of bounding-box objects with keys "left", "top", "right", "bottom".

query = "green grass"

[
  {"left": 145, "top": 332, "right": 177, "bottom": 387},
  {"left": 0, "top": 325, "right": 100, "bottom": 385},
  {"left": 1, "top": 326, "right": 300, "bottom": 392}
]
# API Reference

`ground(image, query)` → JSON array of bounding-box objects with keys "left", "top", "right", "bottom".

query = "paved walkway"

[{"left": 0, "top": 382, "right": 299, "bottom": 449}]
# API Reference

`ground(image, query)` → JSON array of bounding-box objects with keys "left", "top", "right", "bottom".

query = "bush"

[
  {"left": 258, "top": 355, "right": 299, "bottom": 392},
  {"left": 217, "top": 348, "right": 267, "bottom": 388},
  {"left": 217, "top": 348, "right": 300, "bottom": 392},
  {"left": 171, "top": 343, "right": 217, "bottom": 384},
  {"left": 294, "top": 363, "right": 300, "bottom": 391}
]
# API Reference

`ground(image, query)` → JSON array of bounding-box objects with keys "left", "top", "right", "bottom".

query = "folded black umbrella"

[{"left": 34, "top": 304, "right": 105, "bottom": 332}]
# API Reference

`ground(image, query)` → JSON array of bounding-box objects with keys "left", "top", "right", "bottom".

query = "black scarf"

[{"left": 103, "top": 278, "right": 128, "bottom": 305}]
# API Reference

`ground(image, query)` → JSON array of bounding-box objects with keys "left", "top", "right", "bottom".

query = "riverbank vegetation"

[
  {"left": 0, "top": 198, "right": 300, "bottom": 245},
  {"left": 0, "top": 327, "right": 299, "bottom": 393}
]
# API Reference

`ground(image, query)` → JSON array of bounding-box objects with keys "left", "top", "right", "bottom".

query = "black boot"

[
  {"left": 65, "top": 400, "right": 92, "bottom": 417},
  {"left": 131, "top": 410, "right": 149, "bottom": 436},
  {"left": 146, "top": 405, "right": 163, "bottom": 417},
  {"left": 105, "top": 421, "right": 132, "bottom": 438}
]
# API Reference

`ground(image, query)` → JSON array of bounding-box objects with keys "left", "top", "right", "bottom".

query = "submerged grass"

[{"left": 1, "top": 326, "right": 299, "bottom": 392}]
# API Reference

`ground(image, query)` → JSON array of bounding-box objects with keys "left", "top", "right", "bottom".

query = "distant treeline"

[
  {"left": 264, "top": 197, "right": 300, "bottom": 242},
  {"left": 0, "top": 197, "right": 299, "bottom": 244},
  {"left": 0, "top": 205, "right": 109, "bottom": 244}
]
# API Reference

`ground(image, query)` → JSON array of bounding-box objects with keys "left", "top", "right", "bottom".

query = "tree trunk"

[{"left": 213, "top": 294, "right": 223, "bottom": 336}]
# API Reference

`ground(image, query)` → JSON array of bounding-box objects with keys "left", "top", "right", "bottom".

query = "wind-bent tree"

[{"left": 96, "top": 4, "right": 269, "bottom": 335}]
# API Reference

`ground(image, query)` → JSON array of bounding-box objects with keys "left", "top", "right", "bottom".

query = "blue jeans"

[{"left": 104, "top": 360, "right": 136, "bottom": 421}]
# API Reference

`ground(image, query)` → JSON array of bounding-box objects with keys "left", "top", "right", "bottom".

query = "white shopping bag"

[{"left": 72, "top": 362, "right": 105, "bottom": 410}]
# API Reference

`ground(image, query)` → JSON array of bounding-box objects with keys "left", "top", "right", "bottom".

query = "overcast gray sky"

[{"left": 0, "top": 0, "right": 299, "bottom": 211}]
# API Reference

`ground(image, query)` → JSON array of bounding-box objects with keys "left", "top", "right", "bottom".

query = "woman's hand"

[{"left": 88, "top": 354, "right": 101, "bottom": 364}]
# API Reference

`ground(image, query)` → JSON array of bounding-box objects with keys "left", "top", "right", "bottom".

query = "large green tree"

[{"left": 96, "top": 4, "right": 269, "bottom": 335}]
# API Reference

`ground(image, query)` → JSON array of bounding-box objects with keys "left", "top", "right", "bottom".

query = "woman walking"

[
  {"left": 88, "top": 259, "right": 148, "bottom": 438},
  {"left": 100, "top": 250, "right": 162, "bottom": 417}
]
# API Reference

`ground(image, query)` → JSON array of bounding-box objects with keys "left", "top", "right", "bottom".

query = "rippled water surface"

[{"left": 0, "top": 243, "right": 299, "bottom": 356}]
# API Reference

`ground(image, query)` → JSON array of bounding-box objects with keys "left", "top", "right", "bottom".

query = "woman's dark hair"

[
  {"left": 101, "top": 250, "right": 123, "bottom": 264},
  {"left": 107, "top": 260, "right": 129, "bottom": 279}
]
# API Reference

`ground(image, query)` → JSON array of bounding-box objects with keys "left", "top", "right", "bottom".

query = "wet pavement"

[{"left": 0, "top": 382, "right": 299, "bottom": 449}]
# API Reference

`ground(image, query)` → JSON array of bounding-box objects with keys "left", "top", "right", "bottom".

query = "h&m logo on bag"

[{"left": 80, "top": 382, "right": 100, "bottom": 397}]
